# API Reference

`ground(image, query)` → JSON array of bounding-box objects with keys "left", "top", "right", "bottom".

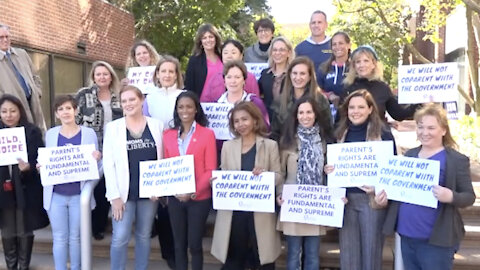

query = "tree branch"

[{"left": 463, "top": 0, "right": 480, "bottom": 14}]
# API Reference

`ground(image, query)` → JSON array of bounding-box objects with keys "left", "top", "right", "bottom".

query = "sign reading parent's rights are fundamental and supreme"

[
  {"left": 139, "top": 155, "right": 195, "bottom": 198},
  {"left": 0, "top": 127, "right": 28, "bottom": 166},
  {"left": 212, "top": 170, "right": 275, "bottom": 213},
  {"left": 201, "top": 103, "right": 234, "bottom": 140},
  {"left": 127, "top": 66, "right": 156, "bottom": 94},
  {"left": 398, "top": 63, "right": 458, "bottom": 104},
  {"left": 376, "top": 156, "right": 439, "bottom": 208},
  {"left": 245, "top": 63, "right": 269, "bottom": 80},
  {"left": 327, "top": 141, "right": 394, "bottom": 188},
  {"left": 37, "top": 144, "right": 99, "bottom": 186},
  {"left": 280, "top": 185, "right": 346, "bottom": 228}
]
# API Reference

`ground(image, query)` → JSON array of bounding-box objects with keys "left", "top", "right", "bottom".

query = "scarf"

[{"left": 296, "top": 124, "right": 324, "bottom": 185}]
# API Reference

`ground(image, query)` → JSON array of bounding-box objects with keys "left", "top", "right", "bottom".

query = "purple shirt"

[
  {"left": 397, "top": 149, "right": 446, "bottom": 239},
  {"left": 53, "top": 131, "right": 82, "bottom": 195}
]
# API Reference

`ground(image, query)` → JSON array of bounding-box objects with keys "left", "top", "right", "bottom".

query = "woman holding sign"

[
  {"left": 277, "top": 96, "right": 334, "bottom": 270},
  {"left": 324, "top": 89, "right": 395, "bottom": 270},
  {"left": 0, "top": 94, "right": 49, "bottom": 270},
  {"left": 163, "top": 91, "right": 217, "bottom": 270},
  {"left": 43, "top": 95, "right": 101, "bottom": 270},
  {"left": 211, "top": 101, "right": 282, "bottom": 270},
  {"left": 121, "top": 40, "right": 162, "bottom": 86},
  {"left": 103, "top": 86, "right": 163, "bottom": 270},
  {"left": 382, "top": 104, "right": 475, "bottom": 270}
]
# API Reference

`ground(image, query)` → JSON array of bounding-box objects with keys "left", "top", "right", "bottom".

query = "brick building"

[{"left": 0, "top": 0, "right": 135, "bottom": 126}]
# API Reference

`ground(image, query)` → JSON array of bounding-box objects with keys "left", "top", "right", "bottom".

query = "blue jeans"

[
  {"left": 110, "top": 199, "right": 158, "bottom": 270},
  {"left": 47, "top": 193, "right": 81, "bottom": 270},
  {"left": 286, "top": 235, "right": 319, "bottom": 270},
  {"left": 401, "top": 235, "right": 456, "bottom": 270}
]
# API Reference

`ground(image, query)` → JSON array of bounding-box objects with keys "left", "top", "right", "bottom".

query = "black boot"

[
  {"left": 17, "top": 235, "right": 34, "bottom": 270},
  {"left": 2, "top": 236, "right": 18, "bottom": 270}
]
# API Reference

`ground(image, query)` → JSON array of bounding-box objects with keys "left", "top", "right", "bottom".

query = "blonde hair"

[
  {"left": 125, "top": 40, "right": 161, "bottom": 69},
  {"left": 414, "top": 104, "right": 457, "bottom": 149},
  {"left": 89, "top": 61, "right": 120, "bottom": 95},
  {"left": 267, "top": 36, "right": 295, "bottom": 69},
  {"left": 153, "top": 55, "right": 184, "bottom": 89},
  {"left": 343, "top": 48, "right": 384, "bottom": 85}
]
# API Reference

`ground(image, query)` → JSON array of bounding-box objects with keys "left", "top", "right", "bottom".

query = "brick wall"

[{"left": 0, "top": 0, "right": 135, "bottom": 67}]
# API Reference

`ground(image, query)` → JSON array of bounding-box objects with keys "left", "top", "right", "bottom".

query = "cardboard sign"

[
  {"left": 38, "top": 144, "right": 99, "bottom": 186},
  {"left": 126, "top": 66, "right": 157, "bottom": 94},
  {"left": 327, "top": 141, "right": 394, "bottom": 188},
  {"left": 0, "top": 127, "right": 28, "bottom": 166},
  {"left": 139, "top": 155, "right": 196, "bottom": 198},
  {"left": 245, "top": 63, "right": 269, "bottom": 80},
  {"left": 280, "top": 184, "right": 346, "bottom": 228},
  {"left": 200, "top": 103, "right": 234, "bottom": 140},
  {"left": 376, "top": 155, "right": 439, "bottom": 208},
  {"left": 212, "top": 170, "right": 275, "bottom": 213},
  {"left": 398, "top": 63, "right": 459, "bottom": 104}
]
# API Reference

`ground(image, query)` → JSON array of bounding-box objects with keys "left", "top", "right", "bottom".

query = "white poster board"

[
  {"left": 139, "top": 155, "right": 196, "bottom": 198},
  {"left": 201, "top": 103, "right": 234, "bottom": 140},
  {"left": 126, "top": 66, "right": 157, "bottom": 94},
  {"left": 398, "top": 63, "right": 459, "bottom": 104},
  {"left": 280, "top": 184, "right": 346, "bottom": 228},
  {"left": 376, "top": 155, "right": 439, "bottom": 208},
  {"left": 37, "top": 144, "right": 99, "bottom": 186},
  {"left": 0, "top": 127, "right": 28, "bottom": 166},
  {"left": 212, "top": 170, "right": 275, "bottom": 213},
  {"left": 326, "top": 141, "right": 394, "bottom": 188},
  {"left": 245, "top": 63, "right": 269, "bottom": 80}
]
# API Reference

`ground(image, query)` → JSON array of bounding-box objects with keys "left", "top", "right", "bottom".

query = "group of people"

[{"left": 0, "top": 8, "right": 475, "bottom": 270}]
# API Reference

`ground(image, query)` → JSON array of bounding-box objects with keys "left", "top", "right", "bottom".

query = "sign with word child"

[
  {"left": 212, "top": 170, "right": 275, "bottom": 213},
  {"left": 376, "top": 156, "right": 439, "bottom": 208},
  {"left": 280, "top": 185, "right": 346, "bottom": 228},
  {"left": 245, "top": 63, "right": 269, "bottom": 80},
  {"left": 38, "top": 144, "right": 99, "bottom": 186},
  {"left": 201, "top": 103, "right": 234, "bottom": 140},
  {"left": 398, "top": 63, "right": 459, "bottom": 104},
  {"left": 126, "top": 66, "right": 156, "bottom": 94},
  {"left": 327, "top": 141, "right": 394, "bottom": 188},
  {"left": 0, "top": 127, "right": 28, "bottom": 166},
  {"left": 139, "top": 155, "right": 195, "bottom": 198}
]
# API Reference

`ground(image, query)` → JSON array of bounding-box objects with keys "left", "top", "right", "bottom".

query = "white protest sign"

[
  {"left": 327, "top": 141, "right": 394, "bottom": 188},
  {"left": 200, "top": 103, "right": 234, "bottom": 140},
  {"left": 37, "top": 144, "right": 99, "bottom": 186},
  {"left": 376, "top": 155, "right": 439, "bottom": 208},
  {"left": 280, "top": 184, "right": 346, "bottom": 228},
  {"left": 245, "top": 63, "right": 269, "bottom": 80},
  {"left": 0, "top": 127, "right": 28, "bottom": 166},
  {"left": 212, "top": 170, "right": 275, "bottom": 213},
  {"left": 126, "top": 66, "right": 157, "bottom": 94},
  {"left": 139, "top": 155, "right": 196, "bottom": 198},
  {"left": 398, "top": 63, "right": 459, "bottom": 104}
]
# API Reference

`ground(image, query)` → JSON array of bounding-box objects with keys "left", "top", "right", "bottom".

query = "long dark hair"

[
  {"left": 0, "top": 94, "right": 30, "bottom": 126},
  {"left": 192, "top": 23, "right": 222, "bottom": 57},
  {"left": 280, "top": 96, "right": 334, "bottom": 150},
  {"left": 172, "top": 91, "right": 208, "bottom": 131},
  {"left": 320, "top": 31, "right": 351, "bottom": 74}
]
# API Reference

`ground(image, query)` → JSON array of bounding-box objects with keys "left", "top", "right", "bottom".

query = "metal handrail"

[{"left": 80, "top": 180, "right": 97, "bottom": 270}]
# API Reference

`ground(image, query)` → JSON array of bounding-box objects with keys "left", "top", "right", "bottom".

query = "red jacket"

[{"left": 163, "top": 124, "right": 217, "bottom": 200}]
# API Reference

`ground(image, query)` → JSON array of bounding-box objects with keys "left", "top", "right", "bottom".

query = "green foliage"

[{"left": 450, "top": 115, "right": 480, "bottom": 162}]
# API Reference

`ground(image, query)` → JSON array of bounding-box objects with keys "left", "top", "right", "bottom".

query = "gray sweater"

[{"left": 244, "top": 42, "right": 269, "bottom": 63}]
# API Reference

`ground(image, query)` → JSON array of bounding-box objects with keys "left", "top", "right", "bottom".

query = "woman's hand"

[
  {"left": 433, "top": 185, "right": 453, "bottom": 203},
  {"left": 252, "top": 167, "right": 265, "bottom": 176},
  {"left": 360, "top": 185, "right": 375, "bottom": 194},
  {"left": 92, "top": 150, "right": 102, "bottom": 161},
  {"left": 175, "top": 193, "right": 191, "bottom": 203},
  {"left": 17, "top": 158, "right": 30, "bottom": 172},
  {"left": 341, "top": 197, "right": 349, "bottom": 204},
  {"left": 111, "top": 198, "right": 125, "bottom": 221},
  {"left": 36, "top": 163, "right": 41, "bottom": 173},
  {"left": 209, "top": 176, "right": 217, "bottom": 186},
  {"left": 374, "top": 190, "right": 388, "bottom": 207},
  {"left": 324, "top": 164, "right": 335, "bottom": 174},
  {"left": 150, "top": 196, "right": 159, "bottom": 202},
  {"left": 329, "top": 93, "right": 340, "bottom": 107},
  {"left": 276, "top": 194, "right": 284, "bottom": 206},
  {"left": 120, "top": 78, "right": 129, "bottom": 86}
]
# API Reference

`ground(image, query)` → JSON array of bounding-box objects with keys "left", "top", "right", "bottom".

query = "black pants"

[
  {"left": 222, "top": 211, "right": 274, "bottom": 270},
  {"left": 155, "top": 203, "right": 175, "bottom": 261},
  {"left": 91, "top": 177, "right": 110, "bottom": 234},
  {"left": 168, "top": 197, "right": 211, "bottom": 270}
]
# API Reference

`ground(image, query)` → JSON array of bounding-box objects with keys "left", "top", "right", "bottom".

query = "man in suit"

[{"left": 0, "top": 23, "right": 46, "bottom": 131}]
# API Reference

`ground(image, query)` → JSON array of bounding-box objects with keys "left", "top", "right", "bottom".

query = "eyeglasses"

[
  {"left": 0, "top": 35, "right": 10, "bottom": 40},
  {"left": 257, "top": 29, "right": 272, "bottom": 34}
]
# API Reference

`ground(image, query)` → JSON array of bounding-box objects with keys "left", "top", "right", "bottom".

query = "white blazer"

[{"left": 103, "top": 117, "right": 163, "bottom": 203}]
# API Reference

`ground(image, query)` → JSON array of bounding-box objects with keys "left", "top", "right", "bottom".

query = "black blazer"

[{"left": 185, "top": 52, "right": 208, "bottom": 96}]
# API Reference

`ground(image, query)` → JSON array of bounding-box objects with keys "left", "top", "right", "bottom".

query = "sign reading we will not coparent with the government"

[
  {"left": 212, "top": 170, "right": 275, "bottom": 213},
  {"left": 280, "top": 185, "right": 346, "bottom": 228},
  {"left": 327, "top": 141, "right": 394, "bottom": 188},
  {"left": 201, "top": 103, "right": 234, "bottom": 140},
  {"left": 37, "top": 144, "right": 99, "bottom": 186},
  {"left": 0, "top": 127, "right": 28, "bottom": 166},
  {"left": 127, "top": 66, "right": 156, "bottom": 94},
  {"left": 139, "top": 155, "right": 196, "bottom": 198}
]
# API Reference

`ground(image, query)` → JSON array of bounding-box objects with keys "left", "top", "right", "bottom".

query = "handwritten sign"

[
  {"left": 376, "top": 156, "right": 439, "bottom": 208},
  {"left": 126, "top": 66, "right": 157, "bottom": 94},
  {"left": 139, "top": 155, "right": 195, "bottom": 198},
  {"left": 327, "top": 141, "right": 394, "bottom": 188},
  {"left": 398, "top": 63, "right": 459, "bottom": 104},
  {"left": 245, "top": 63, "right": 269, "bottom": 80},
  {"left": 0, "top": 127, "right": 28, "bottom": 166},
  {"left": 212, "top": 170, "right": 275, "bottom": 213},
  {"left": 200, "top": 103, "right": 234, "bottom": 140},
  {"left": 280, "top": 184, "right": 346, "bottom": 227},
  {"left": 38, "top": 144, "right": 99, "bottom": 186}
]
